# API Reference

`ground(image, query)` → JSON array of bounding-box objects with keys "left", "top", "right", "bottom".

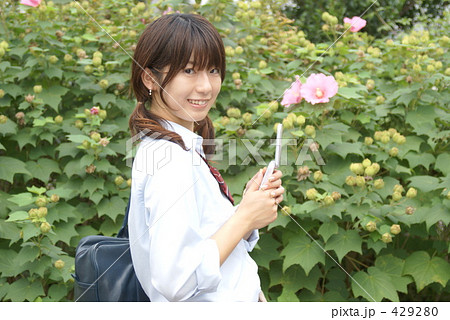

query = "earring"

[{"left": 149, "top": 89, "right": 152, "bottom": 96}]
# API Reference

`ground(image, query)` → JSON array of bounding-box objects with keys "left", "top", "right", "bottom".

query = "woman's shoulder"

[{"left": 133, "top": 137, "right": 195, "bottom": 176}]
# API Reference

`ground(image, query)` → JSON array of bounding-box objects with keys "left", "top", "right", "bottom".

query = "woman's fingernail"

[
  {"left": 268, "top": 176, "right": 275, "bottom": 182},
  {"left": 270, "top": 191, "right": 276, "bottom": 197},
  {"left": 261, "top": 184, "right": 268, "bottom": 190}
]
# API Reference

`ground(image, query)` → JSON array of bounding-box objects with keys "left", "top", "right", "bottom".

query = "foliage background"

[{"left": 0, "top": 0, "right": 449, "bottom": 301}]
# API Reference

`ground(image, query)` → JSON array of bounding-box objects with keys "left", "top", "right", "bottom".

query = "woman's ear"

[{"left": 141, "top": 67, "right": 157, "bottom": 91}]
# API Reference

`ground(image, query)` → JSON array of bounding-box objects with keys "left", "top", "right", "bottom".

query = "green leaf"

[
  {"left": 352, "top": 267, "right": 399, "bottom": 302},
  {"left": 435, "top": 153, "right": 450, "bottom": 176},
  {"left": 404, "top": 152, "right": 435, "bottom": 170},
  {"left": 281, "top": 234, "right": 325, "bottom": 275},
  {"left": 6, "top": 211, "right": 29, "bottom": 222},
  {"left": 26, "top": 186, "right": 47, "bottom": 195},
  {"left": 25, "top": 158, "right": 61, "bottom": 183},
  {"left": 93, "top": 93, "right": 116, "bottom": 108},
  {"left": 338, "top": 87, "right": 364, "bottom": 100},
  {"left": 318, "top": 220, "right": 339, "bottom": 242},
  {"left": 325, "top": 229, "right": 362, "bottom": 262},
  {"left": 250, "top": 233, "right": 282, "bottom": 270},
  {"left": 407, "top": 175, "right": 441, "bottom": 193},
  {"left": 406, "top": 105, "right": 437, "bottom": 137},
  {"left": 81, "top": 175, "right": 105, "bottom": 197},
  {"left": 7, "top": 192, "right": 34, "bottom": 207},
  {"left": 403, "top": 251, "right": 450, "bottom": 291},
  {"left": 0, "top": 249, "right": 18, "bottom": 277},
  {"left": 278, "top": 264, "right": 321, "bottom": 301},
  {"left": 4, "top": 278, "right": 44, "bottom": 302},
  {"left": 375, "top": 254, "right": 412, "bottom": 294},
  {"left": 326, "top": 142, "right": 364, "bottom": 158},
  {"left": 47, "top": 218, "right": 79, "bottom": 245},
  {"left": 39, "top": 85, "right": 69, "bottom": 112},
  {"left": 97, "top": 196, "right": 127, "bottom": 221},
  {"left": 0, "top": 156, "right": 32, "bottom": 183}
]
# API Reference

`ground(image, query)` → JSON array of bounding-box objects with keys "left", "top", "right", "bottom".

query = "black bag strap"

[{"left": 117, "top": 194, "right": 131, "bottom": 239}]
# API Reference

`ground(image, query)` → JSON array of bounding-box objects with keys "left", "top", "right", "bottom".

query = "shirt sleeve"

[
  {"left": 232, "top": 204, "right": 260, "bottom": 252},
  {"left": 142, "top": 146, "right": 222, "bottom": 301}
]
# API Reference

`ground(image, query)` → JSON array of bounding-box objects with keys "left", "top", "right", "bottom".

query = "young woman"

[{"left": 127, "top": 13, "right": 285, "bottom": 302}]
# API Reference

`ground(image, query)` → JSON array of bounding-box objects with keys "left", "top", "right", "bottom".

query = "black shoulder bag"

[{"left": 72, "top": 197, "right": 150, "bottom": 302}]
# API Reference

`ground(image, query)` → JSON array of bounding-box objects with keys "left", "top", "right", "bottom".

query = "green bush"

[{"left": 0, "top": 0, "right": 449, "bottom": 301}]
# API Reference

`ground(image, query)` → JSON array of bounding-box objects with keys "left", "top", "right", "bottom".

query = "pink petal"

[
  {"left": 301, "top": 73, "right": 338, "bottom": 105},
  {"left": 344, "top": 16, "right": 366, "bottom": 32},
  {"left": 281, "top": 75, "right": 302, "bottom": 108},
  {"left": 20, "top": 0, "right": 41, "bottom": 7}
]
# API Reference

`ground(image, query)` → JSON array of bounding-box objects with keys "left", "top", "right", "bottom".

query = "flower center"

[{"left": 315, "top": 88, "right": 324, "bottom": 98}]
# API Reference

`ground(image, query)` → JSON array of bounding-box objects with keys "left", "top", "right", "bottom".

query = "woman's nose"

[{"left": 195, "top": 71, "right": 213, "bottom": 93}]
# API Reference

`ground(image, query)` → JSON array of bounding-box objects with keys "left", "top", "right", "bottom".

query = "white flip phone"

[{"left": 260, "top": 123, "right": 283, "bottom": 189}]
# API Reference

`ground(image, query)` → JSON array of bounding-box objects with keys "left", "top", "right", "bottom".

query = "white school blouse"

[{"left": 128, "top": 119, "right": 261, "bottom": 302}]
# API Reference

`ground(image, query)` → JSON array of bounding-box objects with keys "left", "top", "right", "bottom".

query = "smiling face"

[{"left": 145, "top": 56, "right": 222, "bottom": 131}]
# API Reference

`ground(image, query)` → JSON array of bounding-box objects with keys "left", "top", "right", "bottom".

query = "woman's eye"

[
  {"left": 210, "top": 68, "right": 220, "bottom": 74},
  {"left": 184, "top": 68, "right": 195, "bottom": 74}
]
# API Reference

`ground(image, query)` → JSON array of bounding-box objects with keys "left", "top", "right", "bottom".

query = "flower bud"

[
  {"left": 242, "top": 112, "right": 252, "bottom": 124},
  {"left": 226, "top": 107, "right": 241, "bottom": 119},
  {"left": 262, "top": 110, "right": 272, "bottom": 119},
  {"left": 0, "top": 115, "right": 7, "bottom": 124},
  {"left": 33, "top": 85, "right": 43, "bottom": 94},
  {"left": 313, "top": 171, "right": 323, "bottom": 182},
  {"left": 37, "top": 207, "right": 48, "bottom": 218},
  {"left": 84, "top": 65, "right": 93, "bottom": 74},
  {"left": 92, "top": 56, "right": 102, "bottom": 66},
  {"left": 389, "top": 147, "right": 398, "bottom": 157},
  {"left": 235, "top": 46, "right": 244, "bottom": 55},
  {"left": 115, "top": 176, "right": 124, "bottom": 186},
  {"left": 85, "top": 164, "right": 96, "bottom": 174},
  {"left": 381, "top": 232, "right": 392, "bottom": 243},
  {"left": 15, "top": 112, "right": 25, "bottom": 120},
  {"left": 90, "top": 132, "right": 101, "bottom": 142},
  {"left": 376, "top": 96, "right": 385, "bottom": 105},
  {"left": 0, "top": 89, "right": 5, "bottom": 99},
  {"left": 297, "top": 166, "right": 311, "bottom": 181},
  {"left": 54, "top": 115, "right": 63, "bottom": 124},
  {"left": 362, "top": 159, "right": 371, "bottom": 168},
  {"left": 306, "top": 188, "right": 318, "bottom": 200},
  {"left": 364, "top": 136, "right": 373, "bottom": 146},
  {"left": 390, "top": 224, "right": 401, "bottom": 235},
  {"left": 50, "top": 194, "right": 60, "bottom": 203},
  {"left": 99, "top": 79, "right": 109, "bottom": 89},
  {"left": 355, "top": 176, "right": 365, "bottom": 187},
  {"left": 64, "top": 54, "right": 73, "bottom": 63},
  {"left": 345, "top": 176, "right": 356, "bottom": 186},
  {"left": 374, "top": 179, "right": 384, "bottom": 189},
  {"left": 365, "top": 79, "right": 375, "bottom": 91},
  {"left": 40, "top": 222, "right": 51, "bottom": 233},
  {"left": 380, "top": 134, "right": 390, "bottom": 144},
  {"left": 364, "top": 166, "right": 377, "bottom": 177},
  {"left": 393, "top": 184, "right": 404, "bottom": 194},
  {"left": 99, "top": 110, "right": 107, "bottom": 120},
  {"left": 350, "top": 163, "right": 364, "bottom": 175},
  {"left": 232, "top": 72, "right": 240, "bottom": 80},
  {"left": 25, "top": 94, "right": 35, "bottom": 103},
  {"left": 323, "top": 195, "right": 334, "bottom": 206},
  {"left": 48, "top": 55, "right": 59, "bottom": 64},
  {"left": 405, "top": 206, "right": 415, "bottom": 215},
  {"left": 127, "top": 178, "right": 132, "bottom": 187},
  {"left": 220, "top": 116, "right": 230, "bottom": 126},
  {"left": 28, "top": 208, "right": 38, "bottom": 219},
  {"left": 35, "top": 196, "right": 48, "bottom": 207},
  {"left": 281, "top": 206, "right": 292, "bottom": 216},
  {"left": 365, "top": 221, "right": 377, "bottom": 232},
  {"left": 75, "top": 119, "right": 84, "bottom": 129},
  {"left": 406, "top": 187, "right": 417, "bottom": 199},
  {"left": 54, "top": 259, "right": 65, "bottom": 269},
  {"left": 331, "top": 191, "right": 341, "bottom": 201},
  {"left": 304, "top": 125, "right": 315, "bottom": 137},
  {"left": 282, "top": 117, "right": 294, "bottom": 130},
  {"left": 296, "top": 115, "right": 306, "bottom": 126},
  {"left": 392, "top": 192, "right": 402, "bottom": 201},
  {"left": 258, "top": 60, "right": 267, "bottom": 69}
]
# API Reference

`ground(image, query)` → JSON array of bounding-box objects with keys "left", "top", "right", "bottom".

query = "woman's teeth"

[{"left": 188, "top": 99, "right": 208, "bottom": 106}]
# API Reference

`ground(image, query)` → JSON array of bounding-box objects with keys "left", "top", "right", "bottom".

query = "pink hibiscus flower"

[
  {"left": 300, "top": 73, "right": 338, "bottom": 105},
  {"left": 343, "top": 16, "right": 367, "bottom": 32},
  {"left": 20, "top": 0, "right": 41, "bottom": 7},
  {"left": 281, "top": 75, "right": 303, "bottom": 108},
  {"left": 90, "top": 106, "right": 99, "bottom": 115}
]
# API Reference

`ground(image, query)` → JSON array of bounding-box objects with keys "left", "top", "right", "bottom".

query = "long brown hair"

[{"left": 128, "top": 13, "right": 226, "bottom": 156}]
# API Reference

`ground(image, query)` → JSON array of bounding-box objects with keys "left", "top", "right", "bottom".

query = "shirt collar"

[{"left": 160, "top": 119, "right": 205, "bottom": 156}]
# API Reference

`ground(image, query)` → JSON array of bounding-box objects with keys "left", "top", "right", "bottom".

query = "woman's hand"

[
  {"left": 243, "top": 167, "right": 284, "bottom": 205},
  {"left": 235, "top": 167, "right": 285, "bottom": 231}
]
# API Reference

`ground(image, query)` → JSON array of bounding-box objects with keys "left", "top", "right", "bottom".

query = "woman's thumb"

[{"left": 247, "top": 168, "right": 264, "bottom": 192}]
